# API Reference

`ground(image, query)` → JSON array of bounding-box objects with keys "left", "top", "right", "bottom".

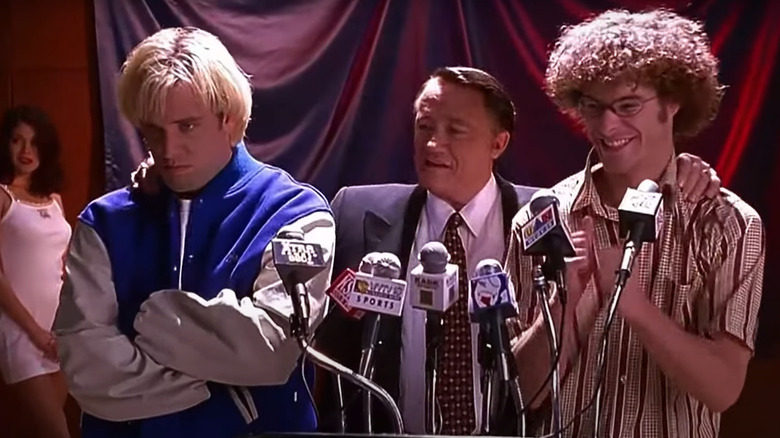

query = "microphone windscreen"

[
  {"left": 637, "top": 179, "right": 659, "bottom": 193},
  {"left": 372, "top": 252, "right": 402, "bottom": 279},
  {"left": 358, "top": 252, "right": 380, "bottom": 274},
  {"left": 529, "top": 189, "right": 560, "bottom": 215},
  {"left": 418, "top": 241, "right": 449, "bottom": 274},
  {"left": 474, "top": 258, "right": 503, "bottom": 278},
  {"left": 276, "top": 225, "right": 305, "bottom": 241}
]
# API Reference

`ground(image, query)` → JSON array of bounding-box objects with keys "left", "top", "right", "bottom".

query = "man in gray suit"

[{"left": 313, "top": 66, "right": 721, "bottom": 435}]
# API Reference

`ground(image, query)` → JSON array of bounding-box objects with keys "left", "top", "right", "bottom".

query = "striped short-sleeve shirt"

[{"left": 506, "top": 152, "right": 765, "bottom": 438}]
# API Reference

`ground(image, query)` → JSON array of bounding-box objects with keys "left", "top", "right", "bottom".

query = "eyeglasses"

[{"left": 577, "top": 95, "right": 658, "bottom": 118}]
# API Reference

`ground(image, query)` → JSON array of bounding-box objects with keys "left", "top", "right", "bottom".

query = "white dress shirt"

[{"left": 399, "top": 174, "right": 505, "bottom": 433}]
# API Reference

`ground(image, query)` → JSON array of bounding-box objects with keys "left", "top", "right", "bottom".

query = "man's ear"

[
  {"left": 220, "top": 112, "right": 237, "bottom": 142},
  {"left": 219, "top": 112, "right": 233, "bottom": 128},
  {"left": 491, "top": 131, "right": 510, "bottom": 160},
  {"left": 664, "top": 99, "right": 680, "bottom": 118}
]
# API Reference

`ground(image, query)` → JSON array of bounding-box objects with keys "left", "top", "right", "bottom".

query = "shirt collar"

[
  {"left": 571, "top": 147, "right": 680, "bottom": 219},
  {"left": 426, "top": 173, "right": 500, "bottom": 239}
]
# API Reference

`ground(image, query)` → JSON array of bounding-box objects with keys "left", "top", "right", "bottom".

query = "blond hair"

[
  {"left": 545, "top": 9, "right": 724, "bottom": 138},
  {"left": 117, "top": 27, "right": 252, "bottom": 144}
]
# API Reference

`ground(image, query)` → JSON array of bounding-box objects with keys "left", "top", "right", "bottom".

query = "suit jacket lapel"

[
  {"left": 363, "top": 211, "right": 391, "bottom": 254},
  {"left": 496, "top": 173, "right": 520, "bottom": 240},
  {"left": 364, "top": 185, "right": 427, "bottom": 277},
  {"left": 396, "top": 186, "right": 427, "bottom": 277},
  {"left": 359, "top": 185, "right": 427, "bottom": 404}
]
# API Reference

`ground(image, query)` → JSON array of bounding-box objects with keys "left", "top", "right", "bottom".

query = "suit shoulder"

[
  {"left": 333, "top": 183, "right": 416, "bottom": 204},
  {"left": 509, "top": 171, "right": 585, "bottom": 228},
  {"left": 510, "top": 183, "right": 541, "bottom": 206}
]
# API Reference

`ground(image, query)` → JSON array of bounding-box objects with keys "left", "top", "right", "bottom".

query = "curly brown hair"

[{"left": 545, "top": 9, "right": 724, "bottom": 138}]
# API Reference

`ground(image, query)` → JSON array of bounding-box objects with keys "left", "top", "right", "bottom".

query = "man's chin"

[
  {"left": 598, "top": 158, "right": 636, "bottom": 176},
  {"left": 421, "top": 180, "right": 458, "bottom": 202},
  {"left": 162, "top": 177, "right": 200, "bottom": 194},
  {"left": 419, "top": 175, "right": 447, "bottom": 192}
]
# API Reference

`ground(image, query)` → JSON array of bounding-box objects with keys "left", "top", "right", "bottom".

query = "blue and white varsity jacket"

[{"left": 54, "top": 143, "right": 335, "bottom": 438}]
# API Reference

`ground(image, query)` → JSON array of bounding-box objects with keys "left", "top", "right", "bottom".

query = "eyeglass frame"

[{"left": 576, "top": 94, "right": 659, "bottom": 119}]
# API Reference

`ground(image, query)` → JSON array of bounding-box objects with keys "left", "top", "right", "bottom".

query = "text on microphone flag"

[
  {"left": 521, "top": 203, "right": 557, "bottom": 250},
  {"left": 412, "top": 274, "right": 457, "bottom": 307},
  {"left": 412, "top": 276, "right": 436, "bottom": 307},
  {"left": 348, "top": 272, "right": 406, "bottom": 317},
  {"left": 472, "top": 274, "right": 506, "bottom": 307},
  {"left": 620, "top": 189, "right": 662, "bottom": 215},
  {"left": 328, "top": 269, "right": 365, "bottom": 319},
  {"left": 275, "top": 240, "right": 325, "bottom": 266},
  {"left": 468, "top": 272, "right": 517, "bottom": 321}
]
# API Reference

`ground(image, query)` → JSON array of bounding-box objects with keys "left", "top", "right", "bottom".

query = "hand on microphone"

[
  {"left": 563, "top": 216, "right": 645, "bottom": 332},
  {"left": 591, "top": 244, "right": 642, "bottom": 316}
]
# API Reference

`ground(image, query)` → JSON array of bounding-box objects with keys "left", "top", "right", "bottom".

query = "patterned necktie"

[{"left": 438, "top": 212, "right": 476, "bottom": 435}]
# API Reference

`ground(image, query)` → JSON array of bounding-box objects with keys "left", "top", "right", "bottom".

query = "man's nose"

[
  {"left": 158, "top": 131, "right": 185, "bottom": 164},
  {"left": 426, "top": 127, "right": 449, "bottom": 149},
  {"left": 597, "top": 108, "right": 624, "bottom": 134}
]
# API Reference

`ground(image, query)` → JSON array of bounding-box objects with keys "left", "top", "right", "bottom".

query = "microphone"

[
  {"left": 468, "top": 259, "right": 518, "bottom": 381},
  {"left": 324, "top": 252, "right": 380, "bottom": 321},
  {"left": 271, "top": 226, "right": 328, "bottom": 338},
  {"left": 325, "top": 269, "right": 365, "bottom": 320},
  {"left": 616, "top": 179, "right": 663, "bottom": 287},
  {"left": 468, "top": 259, "right": 518, "bottom": 322},
  {"left": 318, "top": 254, "right": 379, "bottom": 433},
  {"left": 520, "top": 189, "right": 575, "bottom": 304},
  {"left": 593, "top": 179, "right": 663, "bottom": 437},
  {"left": 273, "top": 246, "right": 405, "bottom": 434},
  {"left": 348, "top": 252, "right": 406, "bottom": 433},
  {"left": 409, "top": 241, "right": 459, "bottom": 312},
  {"left": 358, "top": 252, "right": 378, "bottom": 274},
  {"left": 468, "top": 259, "right": 525, "bottom": 435},
  {"left": 348, "top": 253, "right": 406, "bottom": 316},
  {"left": 409, "top": 241, "right": 459, "bottom": 434}
]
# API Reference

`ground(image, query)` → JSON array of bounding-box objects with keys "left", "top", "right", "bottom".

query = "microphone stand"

[
  {"left": 476, "top": 324, "right": 496, "bottom": 435},
  {"left": 358, "top": 314, "right": 381, "bottom": 433},
  {"left": 425, "top": 313, "right": 443, "bottom": 434},
  {"left": 592, "top": 280, "right": 626, "bottom": 437},
  {"left": 288, "top": 284, "right": 404, "bottom": 434},
  {"left": 593, "top": 233, "right": 643, "bottom": 436},
  {"left": 334, "top": 375, "right": 346, "bottom": 433},
  {"left": 495, "top": 314, "right": 527, "bottom": 438},
  {"left": 475, "top": 314, "right": 527, "bottom": 436},
  {"left": 533, "top": 266, "right": 562, "bottom": 438}
]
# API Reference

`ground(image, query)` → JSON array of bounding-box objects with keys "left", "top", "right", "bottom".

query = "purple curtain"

[{"left": 93, "top": 0, "right": 780, "bottom": 356}]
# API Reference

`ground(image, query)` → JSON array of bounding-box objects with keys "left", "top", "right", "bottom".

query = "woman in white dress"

[{"left": 0, "top": 105, "right": 71, "bottom": 438}]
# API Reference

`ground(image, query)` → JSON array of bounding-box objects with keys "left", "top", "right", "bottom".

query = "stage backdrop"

[{"left": 93, "top": 0, "right": 780, "bottom": 357}]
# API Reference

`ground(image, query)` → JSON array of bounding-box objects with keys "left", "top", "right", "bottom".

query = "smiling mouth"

[
  {"left": 18, "top": 157, "right": 33, "bottom": 165},
  {"left": 599, "top": 137, "right": 634, "bottom": 150}
]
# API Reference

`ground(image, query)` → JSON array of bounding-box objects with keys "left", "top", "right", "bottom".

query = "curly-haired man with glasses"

[{"left": 505, "top": 8, "right": 765, "bottom": 438}]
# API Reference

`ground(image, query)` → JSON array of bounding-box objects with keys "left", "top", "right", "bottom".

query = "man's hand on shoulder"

[{"left": 675, "top": 153, "right": 721, "bottom": 202}]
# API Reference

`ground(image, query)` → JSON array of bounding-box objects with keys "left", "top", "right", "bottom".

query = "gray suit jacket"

[{"left": 314, "top": 175, "right": 538, "bottom": 433}]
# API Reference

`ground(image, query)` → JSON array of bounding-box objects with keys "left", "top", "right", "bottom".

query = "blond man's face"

[{"left": 138, "top": 84, "right": 235, "bottom": 193}]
